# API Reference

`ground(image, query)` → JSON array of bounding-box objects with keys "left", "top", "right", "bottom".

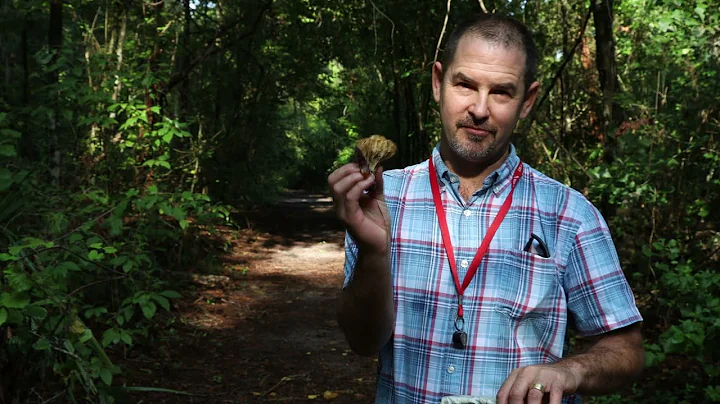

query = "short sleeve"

[
  {"left": 563, "top": 204, "right": 643, "bottom": 336},
  {"left": 343, "top": 231, "right": 359, "bottom": 289}
]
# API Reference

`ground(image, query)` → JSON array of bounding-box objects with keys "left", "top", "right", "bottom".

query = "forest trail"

[{"left": 122, "top": 190, "right": 377, "bottom": 403}]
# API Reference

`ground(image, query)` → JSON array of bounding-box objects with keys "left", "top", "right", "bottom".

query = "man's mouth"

[
  {"left": 461, "top": 126, "right": 494, "bottom": 137},
  {"left": 460, "top": 125, "right": 495, "bottom": 138}
]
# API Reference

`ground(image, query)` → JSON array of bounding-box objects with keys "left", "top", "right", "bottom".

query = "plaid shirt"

[{"left": 343, "top": 145, "right": 642, "bottom": 403}]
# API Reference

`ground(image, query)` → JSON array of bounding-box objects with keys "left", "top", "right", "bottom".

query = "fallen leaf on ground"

[{"left": 323, "top": 390, "right": 339, "bottom": 400}]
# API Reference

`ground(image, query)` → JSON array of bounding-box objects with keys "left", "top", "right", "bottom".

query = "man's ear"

[
  {"left": 432, "top": 61, "right": 443, "bottom": 104},
  {"left": 519, "top": 81, "right": 540, "bottom": 119}
]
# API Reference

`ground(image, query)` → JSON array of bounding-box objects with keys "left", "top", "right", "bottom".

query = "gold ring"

[{"left": 530, "top": 382, "right": 545, "bottom": 393}]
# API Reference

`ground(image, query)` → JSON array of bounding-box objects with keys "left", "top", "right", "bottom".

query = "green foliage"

[{"left": 0, "top": 175, "right": 229, "bottom": 400}]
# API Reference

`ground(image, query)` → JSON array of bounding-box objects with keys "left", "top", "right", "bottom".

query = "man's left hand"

[{"left": 496, "top": 363, "right": 581, "bottom": 404}]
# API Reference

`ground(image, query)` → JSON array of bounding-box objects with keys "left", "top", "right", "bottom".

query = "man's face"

[{"left": 432, "top": 35, "right": 539, "bottom": 166}]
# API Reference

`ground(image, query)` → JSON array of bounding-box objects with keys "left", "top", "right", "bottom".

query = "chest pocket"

[{"left": 492, "top": 249, "right": 561, "bottom": 321}]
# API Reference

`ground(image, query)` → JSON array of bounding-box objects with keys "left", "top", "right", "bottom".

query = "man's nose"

[{"left": 467, "top": 92, "right": 489, "bottom": 120}]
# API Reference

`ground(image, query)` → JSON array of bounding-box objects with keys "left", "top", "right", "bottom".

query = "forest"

[{"left": 0, "top": 0, "right": 719, "bottom": 402}]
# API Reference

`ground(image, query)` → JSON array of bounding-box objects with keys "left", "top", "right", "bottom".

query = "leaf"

[
  {"left": 0, "top": 253, "right": 18, "bottom": 262},
  {"left": 0, "top": 128, "right": 21, "bottom": 138},
  {"left": 323, "top": 391, "right": 339, "bottom": 400},
  {"left": 124, "top": 306, "right": 135, "bottom": 322},
  {"left": 24, "top": 305, "right": 48, "bottom": 319},
  {"left": 0, "top": 308, "right": 7, "bottom": 326},
  {"left": 1, "top": 292, "right": 30, "bottom": 309},
  {"left": 122, "top": 260, "right": 134, "bottom": 273},
  {"left": 172, "top": 207, "right": 187, "bottom": 221},
  {"left": 103, "top": 246, "right": 118, "bottom": 254},
  {"left": 151, "top": 295, "right": 171, "bottom": 311},
  {"left": 308, "top": 395, "right": 318, "bottom": 400},
  {"left": 88, "top": 250, "right": 105, "bottom": 261},
  {"left": 62, "top": 340, "right": 79, "bottom": 358},
  {"left": 179, "top": 219, "right": 189, "bottom": 230},
  {"left": 33, "top": 338, "right": 51, "bottom": 351},
  {"left": 79, "top": 329, "right": 93, "bottom": 343},
  {"left": 69, "top": 319, "right": 85, "bottom": 334},
  {"left": 141, "top": 302, "right": 157, "bottom": 319},
  {"left": 120, "top": 331, "right": 132, "bottom": 345},
  {"left": 0, "top": 145, "right": 16, "bottom": 157},
  {"left": 0, "top": 168, "right": 13, "bottom": 191},
  {"left": 99, "top": 368, "right": 113, "bottom": 385},
  {"left": 59, "top": 261, "right": 81, "bottom": 272},
  {"left": 102, "top": 329, "right": 119, "bottom": 347},
  {"left": 6, "top": 309, "right": 23, "bottom": 324},
  {"left": 159, "top": 290, "right": 181, "bottom": 299}
]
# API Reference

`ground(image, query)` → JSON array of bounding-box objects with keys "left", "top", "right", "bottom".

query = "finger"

[
  {"left": 330, "top": 171, "right": 365, "bottom": 202},
  {"left": 345, "top": 173, "right": 376, "bottom": 207},
  {"left": 496, "top": 369, "right": 520, "bottom": 404},
  {"left": 328, "top": 163, "right": 360, "bottom": 186},
  {"left": 507, "top": 369, "right": 537, "bottom": 404},
  {"left": 526, "top": 382, "right": 545, "bottom": 404},
  {"left": 548, "top": 382, "right": 563, "bottom": 404}
]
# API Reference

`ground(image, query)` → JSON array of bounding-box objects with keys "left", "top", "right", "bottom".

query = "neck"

[{"left": 439, "top": 143, "right": 511, "bottom": 186}]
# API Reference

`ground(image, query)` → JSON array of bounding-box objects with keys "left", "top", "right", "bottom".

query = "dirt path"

[{"left": 123, "top": 191, "right": 377, "bottom": 403}]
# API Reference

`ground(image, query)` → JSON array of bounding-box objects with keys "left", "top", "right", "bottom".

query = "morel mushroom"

[{"left": 355, "top": 135, "right": 397, "bottom": 177}]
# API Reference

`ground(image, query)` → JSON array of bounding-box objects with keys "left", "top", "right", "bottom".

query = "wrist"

[{"left": 551, "top": 358, "right": 585, "bottom": 395}]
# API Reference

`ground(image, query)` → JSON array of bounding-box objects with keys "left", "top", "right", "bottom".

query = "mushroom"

[{"left": 355, "top": 135, "right": 397, "bottom": 177}]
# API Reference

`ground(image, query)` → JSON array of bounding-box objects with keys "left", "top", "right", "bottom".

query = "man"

[{"left": 328, "top": 13, "right": 644, "bottom": 404}]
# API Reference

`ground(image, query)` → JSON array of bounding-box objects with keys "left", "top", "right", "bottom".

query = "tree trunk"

[
  {"left": 592, "top": 0, "right": 622, "bottom": 149},
  {"left": 111, "top": 8, "right": 127, "bottom": 104},
  {"left": 592, "top": 0, "right": 622, "bottom": 216},
  {"left": 180, "top": 0, "right": 191, "bottom": 121},
  {"left": 48, "top": 0, "right": 62, "bottom": 187}
]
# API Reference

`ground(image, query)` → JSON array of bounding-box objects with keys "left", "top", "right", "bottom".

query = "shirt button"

[
  {"left": 463, "top": 209, "right": 471, "bottom": 217},
  {"left": 460, "top": 259, "right": 469, "bottom": 268},
  {"left": 447, "top": 365, "right": 456, "bottom": 374},
  {"left": 450, "top": 176, "right": 458, "bottom": 183}
]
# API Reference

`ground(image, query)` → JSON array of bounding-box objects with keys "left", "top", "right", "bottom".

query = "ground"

[{"left": 122, "top": 191, "right": 377, "bottom": 403}]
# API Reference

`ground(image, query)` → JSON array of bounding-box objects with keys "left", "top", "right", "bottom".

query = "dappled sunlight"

[{"left": 116, "top": 191, "right": 376, "bottom": 403}]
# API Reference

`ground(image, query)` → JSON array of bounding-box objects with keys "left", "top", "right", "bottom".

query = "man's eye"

[
  {"left": 492, "top": 90, "right": 511, "bottom": 97},
  {"left": 458, "top": 82, "right": 473, "bottom": 89}
]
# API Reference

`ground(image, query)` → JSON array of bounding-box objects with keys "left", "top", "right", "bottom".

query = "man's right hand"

[{"left": 328, "top": 163, "right": 390, "bottom": 254}]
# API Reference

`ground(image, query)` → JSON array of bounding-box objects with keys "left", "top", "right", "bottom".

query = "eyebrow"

[
  {"left": 451, "top": 73, "right": 518, "bottom": 93},
  {"left": 452, "top": 72, "right": 477, "bottom": 85},
  {"left": 493, "top": 82, "right": 518, "bottom": 93}
]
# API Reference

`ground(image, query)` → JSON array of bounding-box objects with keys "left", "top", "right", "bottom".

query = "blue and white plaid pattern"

[{"left": 343, "top": 145, "right": 642, "bottom": 403}]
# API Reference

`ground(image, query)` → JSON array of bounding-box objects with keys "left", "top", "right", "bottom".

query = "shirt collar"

[{"left": 430, "top": 144, "right": 521, "bottom": 196}]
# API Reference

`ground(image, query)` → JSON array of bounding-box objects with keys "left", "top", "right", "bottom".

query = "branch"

[
  {"left": 520, "top": 6, "right": 593, "bottom": 180},
  {"left": 525, "top": 6, "right": 592, "bottom": 128},
  {"left": 478, "top": 0, "right": 489, "bottom": 13},
  {"left": 433, "top": 0, "right": 452, "bottom": 63},
  {"left": 163, "top": 0, "right": 272, "bottom": 93},
  {"left": 367, "top": 0, "right": 395, "bottom": 51},
  {"left": 67, "top": 275, "right": 128, "bottom": 297}
]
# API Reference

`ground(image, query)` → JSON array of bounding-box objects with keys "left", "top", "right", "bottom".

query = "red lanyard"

[{"left": 428, "top": 157, "right": 523, "bottom": 320}]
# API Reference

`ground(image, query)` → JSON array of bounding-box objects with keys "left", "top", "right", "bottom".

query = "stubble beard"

[{"left": 448, "top": 118, "right": 498, "bottom": 162}]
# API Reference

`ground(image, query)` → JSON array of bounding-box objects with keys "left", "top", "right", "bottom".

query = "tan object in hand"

[{"left": 355, "top": 135, "right": 397, "bottom": 178}]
